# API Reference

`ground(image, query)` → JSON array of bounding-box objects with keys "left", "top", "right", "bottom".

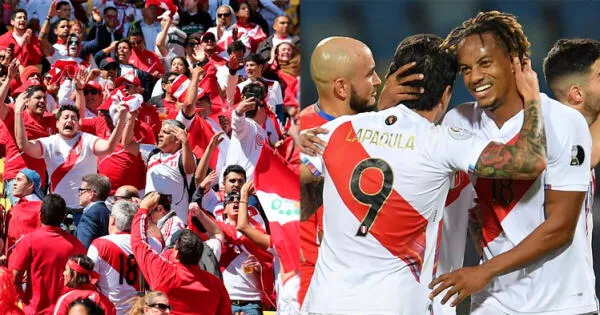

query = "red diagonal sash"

[{"left": 50, "top": 135, "right": 84, "bottom": 192}]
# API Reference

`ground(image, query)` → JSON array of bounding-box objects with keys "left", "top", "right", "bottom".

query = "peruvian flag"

[{"left": 254, "top": 144, "right": 300, "bottom": 274}]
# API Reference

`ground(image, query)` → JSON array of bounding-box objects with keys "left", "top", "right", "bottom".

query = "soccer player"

[
  {"left": 300, "top": 34, "right": 546, "bottom": 314},
  {"left": 430, "top": 12, "right": 598, "bottom": 315},
  {"left": 543, "top": 38, "right": 600, "bottom": 249},
  {"left": 297, "top": 36, "right": 424, "bottom": 305}
]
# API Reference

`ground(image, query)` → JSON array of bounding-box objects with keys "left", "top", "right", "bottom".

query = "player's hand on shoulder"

[{"left": 298, "top": 127, "right": 328, "bottom": 156}]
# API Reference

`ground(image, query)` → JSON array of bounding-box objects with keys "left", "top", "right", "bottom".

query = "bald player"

[{"left": 298, "top": 36, "right": 423, "bottom": 305}]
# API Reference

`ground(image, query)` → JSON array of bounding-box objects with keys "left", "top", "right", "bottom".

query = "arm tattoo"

[
  {"left": 474, "top": 100, "right": 547, "bottom": 179},
  {"left": 300, "top": 179, "right": 324, "bottom": 221}
]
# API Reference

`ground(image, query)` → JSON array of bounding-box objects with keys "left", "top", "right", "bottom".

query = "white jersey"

[
  {"left": 301, "top": 105, "right": 491, "bottom": 315},
  {"left": 433, "top": 171, "right": 475, "bottom": 315},
  {"left": 140, "top": 145, "right": 193, "bottom": 221},
  {"left": 38, "top": 132, "right": 100, "bottom": 208},
  {"left": 443, "top": 93, "right": 598, "bottom": 315},
  {"left": 87, "top": 233, "right": 162, "bottom": 315},
  {"left": 225, "top": 111, "right": 268, "bottom": 182},
  {"left": 156, "top": 211, "right": 185, "bottom": 248}
]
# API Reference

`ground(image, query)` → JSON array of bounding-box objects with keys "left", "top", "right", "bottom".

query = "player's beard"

[{"left": 349, "top": 88, "right": 376, "bottom": 114}]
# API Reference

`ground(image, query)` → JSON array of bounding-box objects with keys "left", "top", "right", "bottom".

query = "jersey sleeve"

[
  {"left": 37, "top": 135, "right": 54, "bottom": 160},
  {"left": 435, "top": 126, "right": 492, "bottom": 174},
  {"left": 544, "top": 111, "right": 592, "bottom": 191},
  {"left": 87, "top": 242, "right": 101, "bottom": 273}
]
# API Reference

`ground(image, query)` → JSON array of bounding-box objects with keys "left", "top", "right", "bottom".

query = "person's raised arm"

[
  {"left": 189, "top": 202, "right": 224, "bottom": 242},
  {"left": 156, "top": 15, "right": 172, "bottom": 58},
  {"left": 38, "top": 0, "right": 57, "bottom": 57},
  {"left": 120, "top": 109, "right": 141, "bottom": 155},
  {"left": 14, "top": 93, "right": 42, "bottom": 158},
  {"left": 0, "top": 60, "right": 18, "bottom": 120},
  {"left": 236, "top": 181, "right": 270, "bottom": 250},
  {"left": 170, "top": 125, "right": 195, "bottom": 174},
  {"left": 93, "top": 104, "right": 128, "bottom": 155},
  {"left": 72, "top": 67, "right": 87, "bottom": 124},
  {"left": 181, "top": 66, "right": 205, "bottom": 117},
  {"left": 194, "top": 131, "right": 224, "bottom": 187},
  {"left": 471, "top": 57, "right": 547, "bottom": 180},
  {"left": 231, "top": 97, "right": 256, "bottom": 140}
]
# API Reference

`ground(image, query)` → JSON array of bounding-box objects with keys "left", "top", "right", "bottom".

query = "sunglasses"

[
  {"left": 84, "top": 90, "right": 100, "bottom": 96},
  {"left": 148, "top": 303, "right": 172, "bottom": 312},
  {"left": 225, "top": 194, "right": 241, "bottom": 203},
  {"left": 78, "top": 188, "right": 92, "bottom": 194},
  {"left": 217, "top": 12, "right": 231, "bottom": 18}
]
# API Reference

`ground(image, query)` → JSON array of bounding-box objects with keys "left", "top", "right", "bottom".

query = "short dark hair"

[
  {"left": 40, "top": 194, "right": 67, "bottom": 226},
  {"left": 54, "top": 18, "right": 69, "bottom": 29},
  {"left": 227, "top": 40, "right": 247, "bottom": 55},
  {"left": 128, "top": 29, "right": 144, "bottom": 39},
  {"left": 162, "top": 71, "right": 179, "bottom": 85},
  {"left": 246, "top": 54, "right": 265, "bottom": 66},
  {"left": 57, "top": 1, "right": 70, "bottom": 9},
  {"left": 11, "top": 9, "right": 27, "bottom": 21},
  {"left": 175, "top": 230, "right": 203, "bottom": 265},
  {"left": 82, "top": 174, "right": 111, "bottom": 201},
  {"left": 103, "top": 6, "right": 117, "bottom": 16},
  {"left": 222, "top": 165, "right": 246, "bottom": 182},
  {"left": 25, "top": 85, "right": 46, "bottom": 98},
  {"left": 68, "top": 298, "right": 105, "bottom": 315},
  {"left": 56, "top": 105, "right": 80, "bottom": 120},
  {"left": 543, "top": 38, "right": 600, "bottom": 97},
  {"left": 386, "top": 34, "right": 457, "bottom": 111},
  {"left": 116, "top": 39, "right": 131, "bottom": 50},
  {"left": 66, "top": 255, "right": 95, "bottom": 288}
]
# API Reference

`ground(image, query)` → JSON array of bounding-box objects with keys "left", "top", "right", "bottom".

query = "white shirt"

[
  {"left": 38, "top": 132, "right": 100, "bottom": 208},
  {"left": 139, "top": 21, "right": 161, "bottom": 53},
  {"left": 88, "top": 233, "right": 162, "bottom": 315},
  {"left": 442, "top": 93, "right": 598, "bottom": 315},
  {"left": 225, "top": 111, "right": 268, "bottom": 182},
  {"left": 140, "top": 145, "right": 193, "bottom": 221},
  {"left": 156, "top": 211, "right": 185, "bottom": 247},
  {"left": 238, "top": 78, "right": 284, "bottom": 109},
  {"left": 301, "top": 105, "right": 491, "bottom": 314}
]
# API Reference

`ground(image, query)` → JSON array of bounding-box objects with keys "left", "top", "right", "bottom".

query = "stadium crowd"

[{"left": 0, "top": 0, "right": 301, "bottom": 314}]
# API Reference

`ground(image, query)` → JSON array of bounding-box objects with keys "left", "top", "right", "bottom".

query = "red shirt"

[
  {"left": 0, "top": 107, "right": 56, "bottom": 184},
  {"left": 131, "top": 208, "right": 233, "bottom": 315},
  {"left": 81, "top": 116, "right": 156, "bottom": 194},
  {"left": 5, "top": 196, "right": 41, "bottom": 258},
  {"left": 53, "top": 283, "right": 116, "bottom": 315},
  {"left": 297, "top": 103, "right": 330, "bottom": 305},
  {"left": 139, "top": 103, "right": 162, "bottom": 138},
  {"left": 8, "top": 225, "right": 86, "bottom": 315},
  {"left": 0, "top": 31, "right": 43, "bottom": 66},
  {"left": 128, "top": 48, "right": 165, "bottom": 75}
]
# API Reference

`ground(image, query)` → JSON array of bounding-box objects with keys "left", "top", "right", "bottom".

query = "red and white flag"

[
  {"left": 254, "top": 145, "right": 300, "bottom": 274},
  {"left": 170, "top": 74, "right": 206, "bottom": 103}
]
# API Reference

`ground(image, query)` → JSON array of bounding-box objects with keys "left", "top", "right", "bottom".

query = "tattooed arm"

[
  {"left": 300, "top": 164, "right": 324, "bottom": 221},
  {"left": 472, "top": 57, "right": 547, "bottom": 180}
]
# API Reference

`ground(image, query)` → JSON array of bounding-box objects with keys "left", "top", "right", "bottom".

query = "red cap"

[
  {"left": 113, "top": 75, "right": 141, "bottom": 87},
  {"left": 84, "top": 81, "right": 102, "bottom": 91}
]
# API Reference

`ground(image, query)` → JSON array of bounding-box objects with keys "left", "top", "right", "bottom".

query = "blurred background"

[{"left": 300, "top": 1, "right": 600, "bottom": 314}]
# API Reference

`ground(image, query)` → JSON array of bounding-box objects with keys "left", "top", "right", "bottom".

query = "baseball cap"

[
  {"left": 201, "top": 32, "right": 216, "bottom": 42},
  {"left": 99, "top": 57, "right": 119, "bottom": 70},
  {"left": 113, "top": 75, "right": 141, "bottom": 88},
  {"left": 19, "top": 168, "right": 43, "bottom": 198},
  {"left": 84, "top": 81, "right": 102, "bottom": 91}
]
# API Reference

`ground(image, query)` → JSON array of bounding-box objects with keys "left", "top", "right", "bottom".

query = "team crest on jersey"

[
  {"left": 448, "top": 127, "right": 473, "bottom": 140},
  {"left": 570, "top": 145, "right": 585, "bottom": 166},
  {"left": 385, "top": 115, "right": 397, "bottom": 125}
]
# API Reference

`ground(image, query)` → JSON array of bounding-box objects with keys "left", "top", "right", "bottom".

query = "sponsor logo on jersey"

[
  {"left": 570, "top": 145, "right": 585, "bottom": 166},
  {"left": 448, "top": 127, "right": 474, "bottom": 140}
]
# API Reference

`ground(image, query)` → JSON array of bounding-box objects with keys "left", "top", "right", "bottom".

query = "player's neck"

[
  {"left": 488, "top": 91, "right": 524, "bottom": 128},
  {"left": 318, "top": 98, "right": 355, "bottom": 118}
]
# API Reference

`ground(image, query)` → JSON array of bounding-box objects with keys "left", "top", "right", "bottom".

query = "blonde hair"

[{"left": 128, "top": 291, "right": 168, "bottom": 315}]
